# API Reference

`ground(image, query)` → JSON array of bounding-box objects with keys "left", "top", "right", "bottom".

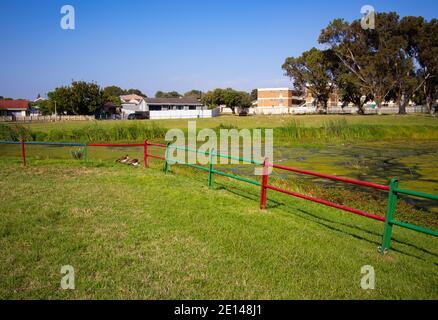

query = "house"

[
  {"left": 120, "top": 94, "right": 148, "bottom": 117},
  {"left": 0, "top": 100, "right": 29, "bottom": 117},
  {"left": 145, "top": 97, "right": 204, "bottom": 111},
  {"left": 120, "top": 95, "right": 218, "bottom": 119}
]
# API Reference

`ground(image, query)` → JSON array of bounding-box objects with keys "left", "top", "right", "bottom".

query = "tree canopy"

[
  {"left": 184, "top": 90, "right": 203, "bottom": 99},
  {"left": 155, "top": 91, "right": 182, "bottom": 98},
  {"left": 282, "top": 48, "right": 337, "bottom": 112},
  {"left": 202, "top": 88, "right": 252, "bottom": 113},
  {"left": 47, "top": 81, "right": 103, "bottom": 115},
  {"left": 316, "top": 12, "right": 438, "bottom": 114}
]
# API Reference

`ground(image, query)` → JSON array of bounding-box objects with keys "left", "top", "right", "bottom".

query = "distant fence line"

[
  {"left": 251, "top": 105, "right": 430, "bottom": 115},
  {"left": 0, "top": 105, "right": 431, "bottom": 123},
  {"left": 0, "top": 115, "right": 95, "bottom": 123}
]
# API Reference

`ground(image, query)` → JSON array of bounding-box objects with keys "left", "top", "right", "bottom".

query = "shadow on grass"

[
  {"left": 124, "top": 162, "right": 438, "bottom": 263},
  {"left": 215, "top": 181, "right": 438, "bottom": 262}
]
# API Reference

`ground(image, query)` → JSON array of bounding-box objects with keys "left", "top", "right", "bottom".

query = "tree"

[
  {"left": 30, "top": 99, "right": 50, "bottom": 115},
  {"left": 184, "top": 90, "right": 203, "bottom": 99},
  {"left": 202, "top": 88, "right": 251, "bottom": 113},
  {"left": 103, "top": 86, "right": 125, "bottom": 98},
  {"left": 102, "top": 93, "right": 122, "bottom": 106},
  {"left": 335, "top": 71, "right": 372, "bottom": 114},
  {"left": 47, "top": 86, "right": 72, "bottom": 114},
  {"left": 400, "top": 17, "right": 438, "bottom": 114},
  {"left": 155, "top": 91, "right": 182, "bottom": 98},
  {"left": 102, "top": 86, "right": 123, "bottom": 106},
  {"left": 282, "top": 48, "right": 337, "bottom": 112},
  {"left": 125, "top": 88, "right": 147, "bottom": 97},
  {"left": 250, "top": 89, "right": 258, "bottom": 102},
  {"left": 47, "top": 81, "right": 103, "bottom": 115},
  {"left": 319, "top": 13, "right": 408, "bottom": 114}
]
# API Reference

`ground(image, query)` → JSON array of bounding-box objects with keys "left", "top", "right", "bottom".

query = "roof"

[
  {"left": 145, "top": 98, "right": 203, "bottom": 105},
  {"left": 0, "top": 100, "right": 29, "bottom": 110},
  {"left": 120, "top": 94, "right": 144, "bottom": 102}
]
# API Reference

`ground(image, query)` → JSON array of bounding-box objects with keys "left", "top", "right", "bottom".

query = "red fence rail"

[{"left": 261, "top": 161, "right": 387, "bottom": 222}]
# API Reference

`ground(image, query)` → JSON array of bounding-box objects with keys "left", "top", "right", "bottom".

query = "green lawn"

[{"left": 0, "top": 158, "right": 436, "bottom": 299}]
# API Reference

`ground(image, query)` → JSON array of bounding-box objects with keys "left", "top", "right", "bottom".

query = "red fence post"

[
  {"left": 260, "top": 158, "right": 269, "bottom": 209},
  {"left": 21, "top": 139, "right": 26, "bottom": 166},
  {"left": 144, "top": 140, "right": 149, "bottom": 168}
]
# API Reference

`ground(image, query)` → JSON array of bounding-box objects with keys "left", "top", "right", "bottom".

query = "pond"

[{"left": 225, "top": 141, "right": 438, "bottom": 213}]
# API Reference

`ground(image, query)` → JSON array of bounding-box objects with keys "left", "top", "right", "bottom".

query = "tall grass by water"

[
  {"left": 0, "top": 123, "right": 167, "bottom": 143},
  {"left": 1, "top": 118, "right": 437, "bottom": 144},
  {"left": 276, "top": 119, "right": 438, "bottom": 142}
]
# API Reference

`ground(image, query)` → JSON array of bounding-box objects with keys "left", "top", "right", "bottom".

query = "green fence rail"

[{"left": 160, "top": 143, "right": 438, "bottom": 256}]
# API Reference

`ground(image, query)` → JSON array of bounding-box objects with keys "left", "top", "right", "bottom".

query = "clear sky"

[{"left": 1, "top": 0, "right": 437, "bottom": 99}]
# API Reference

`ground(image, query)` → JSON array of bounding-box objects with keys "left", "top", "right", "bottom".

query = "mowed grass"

[{"left": 0, "top": 158, "right": 437, "bottom": 299}]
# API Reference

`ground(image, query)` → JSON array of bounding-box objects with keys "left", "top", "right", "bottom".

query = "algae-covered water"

[{"left": 230, "top": 141, "right": 438, "bottom": 213}]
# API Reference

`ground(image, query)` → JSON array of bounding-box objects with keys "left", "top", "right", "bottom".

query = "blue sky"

[{"left": 0, "top": 0, "right": 437, "bottom": 99}]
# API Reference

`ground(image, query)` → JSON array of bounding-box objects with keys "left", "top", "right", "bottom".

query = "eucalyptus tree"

[
  {"left": 319, "top": 12, "right": 412, "bottom": 114},
  {"left": 282, "top": 48, "right": 337, "bottom": 112}
]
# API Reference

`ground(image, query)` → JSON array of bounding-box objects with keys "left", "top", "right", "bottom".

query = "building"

[
  {"left": 120, "top": 95, "right": 218, "bottom": 119},
  {"left": 145, "top": 98, "right": 203, "bottom": 111},
  {"left": 257, "top": 88, "right": 303, "bottom": 108},
  {"left": 120, "top": 94, "right": 148, "bottom": 117},
  {"left": 0, "top": 100, "right": 29, "bottom": 117},
  {"left": 253, "top": 88, "right": 304, "bottom": 115}
]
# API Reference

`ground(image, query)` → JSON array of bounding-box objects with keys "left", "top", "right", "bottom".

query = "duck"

[
  {"left": 116, "top": 155, "right": 129, "bottom": 163},
  {"left": 128, "top": 159, "right": 140, "bottom": 167}
]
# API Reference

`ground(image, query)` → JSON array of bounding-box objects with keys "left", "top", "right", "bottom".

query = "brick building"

[{"left": 257, "top": 88, "right": 303, "bottom": 108}]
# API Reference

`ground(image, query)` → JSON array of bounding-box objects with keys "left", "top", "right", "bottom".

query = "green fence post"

[
  {"left": 163, "top": 142, "right": 170, "bottom": 174},
  {"left": 208, "top": 149, "right": 215, "bottom": 187},
  {"left": 380, "top": 178, "right": 399, "bottom": 255}
]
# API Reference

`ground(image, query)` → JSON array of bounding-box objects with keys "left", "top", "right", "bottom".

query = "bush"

[{"left": 70, "top": 148, "right": 86, "bottom": 160}]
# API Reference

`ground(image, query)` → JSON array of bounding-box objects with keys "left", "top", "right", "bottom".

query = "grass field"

[
  {"left": 18, "top": 114, "right": 438, "bottom": 131},
  {"left": 0, "top": 114, "right": 437, "bottom": 299},
  {"left": 0, "top": 157, "right": 437, "bottom": 299}
]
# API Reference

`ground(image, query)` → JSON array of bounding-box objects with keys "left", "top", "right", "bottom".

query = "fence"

[
  {"left": 0, "top": 115, "right": 95, "bottom": 123},
  {"left": 249, "top": 105, "right": 431, "bottom": 115},
  {"left": 89, "top": 140, "right": 438, "bottom": 255},
  {"left": 1, "top": 139, "right": 436, "bottom": 255}
]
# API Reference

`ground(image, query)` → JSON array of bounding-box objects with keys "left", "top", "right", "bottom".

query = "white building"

[{"left": 120, "top": 95, "right": 219, "bottom": 119}]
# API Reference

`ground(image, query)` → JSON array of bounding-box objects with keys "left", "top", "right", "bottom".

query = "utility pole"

[{"left": 54, "top": 101, "right": 57, "bottom": 121}]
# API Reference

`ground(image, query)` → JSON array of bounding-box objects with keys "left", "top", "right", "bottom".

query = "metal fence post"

[
  {"left": 208, "top": 149, "right": 215, "bottom": 187},
  {"left": 144, "top": 140, "right": 149, "bottom": 168},
  {"left": 163, "top": 142, "right": 170, "bottom": 174},
  {"left": 380, "top": 178, "right": 399, "bottom": 255},
  {"left": 260, "top": 158, "right": 269, "bottom": 209}
]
